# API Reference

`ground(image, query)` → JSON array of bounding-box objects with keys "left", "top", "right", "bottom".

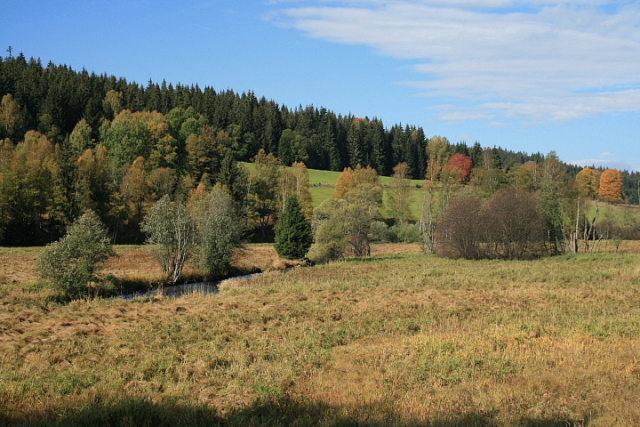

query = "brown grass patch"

[
  {"left": 0, "top": 248, "right": 41, "bottom": 285},
  {"left": 1, "top": 245, "right": 640, "bottom": 426}
]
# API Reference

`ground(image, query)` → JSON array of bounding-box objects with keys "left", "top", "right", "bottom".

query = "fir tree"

[{"left": 275, "top": 196, "right": 312, "bottom": 260}]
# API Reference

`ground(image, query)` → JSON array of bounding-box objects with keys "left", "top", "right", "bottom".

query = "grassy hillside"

[
  {"left": 1, "top": 245, "right": 640, "bottom": 426},
  {"left": 585, "top": 201, "right": 640, "bottom": 226},
  {"left": 306, "top": 167, "right": 426, "bottom": 217},
  {"left": 243, "top": 162, "right": 426, "bottom": 217}
]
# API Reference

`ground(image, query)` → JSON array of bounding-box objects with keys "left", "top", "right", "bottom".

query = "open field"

[
  {"left": 307, "top": 167, "right": 425, "bottom": 216},
  {"left": 1, "top": 244, "right": 640, "bottom": 426}
]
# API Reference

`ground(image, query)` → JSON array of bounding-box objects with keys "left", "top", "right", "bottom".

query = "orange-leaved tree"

[{"left": 598, "top": 168, "right": 624, "bottom": 203}]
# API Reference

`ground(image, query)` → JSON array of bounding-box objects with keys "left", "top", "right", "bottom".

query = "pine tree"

[{"left": 275, "top": 196, "right": 312, "bottom": 260}]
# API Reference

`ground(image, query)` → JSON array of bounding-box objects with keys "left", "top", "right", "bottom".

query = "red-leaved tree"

[{"left": 447, "top": 153, "right": 473, "bottom": 182}]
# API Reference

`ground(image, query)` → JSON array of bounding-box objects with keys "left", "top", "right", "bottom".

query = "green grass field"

[
  {"left": 584, "top": 201, "right": 640, "bottom": 226},
  {"left": 1, "top": 245, "right": 640, "bottom": 426},
  {"left": 307, "top": 167, "right": 425, "bottom": 216}
]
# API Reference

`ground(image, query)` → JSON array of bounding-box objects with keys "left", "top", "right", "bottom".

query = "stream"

[{"left": 117, "top": 271, "right": 273, "bottom": 300}]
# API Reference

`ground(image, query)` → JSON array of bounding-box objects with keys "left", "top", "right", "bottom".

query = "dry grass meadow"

[{"left": 1, "top": 243, "right": 640, "bottom": 426}]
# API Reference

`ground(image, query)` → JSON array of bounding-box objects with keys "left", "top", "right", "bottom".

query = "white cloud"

[
  {"left": 269, "top": 1, "right": 640, "bottom": 122},
  {"left": 436, "top": 110, "right": 495, "bottom": 121}
]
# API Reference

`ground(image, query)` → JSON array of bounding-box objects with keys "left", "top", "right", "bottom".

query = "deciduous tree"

[
  {"left": 0, "top": 94, "right": 21, "bottom": 140},
  {"left": 141, "top": 195, "right": 196, "bottom": 285},
  {"left": 0, "top": 131, "right": 65, "bottom": 245},
  {"left": 69, "top": 119, "right": 94, "bottom": 156},
  {"left": 426, "top": 136, "right": 450, "bottom": 182},
  {"left": 310, "top": 166, "right": 383, "bottom": 262},
  {"left": 447, "top": 153, "right": 473, "bottom": 182},
  {"left": 74, "top": 145, "right": 114, "bottom": 224},
  {"left": 598, "top": 168, "right": 624, "bottom": 203},
  {"left": 435, "top": 195, "right": 482, "bottom": 259},
  {"left": 387, "top": 162, "right": 414, "bottom": 224},
  {"left": 334, "top": 165, "right": 381, "bottom": 202},
  {"left": 38, "top": 210, "right": 114, "bottom": 299},
  {"left": 120, "top": 157, "right": 149, "bottom": 241},
  {"left": 482, "top": 188, "right": 545, "bottom": 259},
  {"left": 575, "top": 167, "right": 598, "bottom": 199},
  {"left": 185, "top": 125, "right": 228, "bottom": 182},
  {"left": 246, "top": 149, "right": 281, "bottom": 241},
  {"left": 278, "top": 161, "right": 313, "bottom": 219},
  {"left": 148, "top": 167, "right": 177, "bottom": 200},
  {"left": 102, "top": 90, "right": 123, "bottom": 120},
  {"left": 191, "top": 186, "right": 244, "bottom": 278}
]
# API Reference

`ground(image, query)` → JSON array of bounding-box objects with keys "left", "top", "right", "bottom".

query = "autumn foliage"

[
  {"left": 333, "top": 165, "right": 379, "bottom": 200},
  {"left": 447, "top": 153, "right": 473, "bottom": 182},
  {"left": 598, "top": 168, "right": 624, "bottom": 203},
  {"left": 575, "top": 166, "right": 598, "bottom": 199}
]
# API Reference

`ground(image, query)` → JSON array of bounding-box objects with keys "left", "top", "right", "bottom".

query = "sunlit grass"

[{"left": 1, "top": 248, "right": 640, "bottom": 426}]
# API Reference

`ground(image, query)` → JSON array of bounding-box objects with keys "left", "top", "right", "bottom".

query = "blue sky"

[{"left": 2, "top": 0, "right": 639, "bottom": 171}]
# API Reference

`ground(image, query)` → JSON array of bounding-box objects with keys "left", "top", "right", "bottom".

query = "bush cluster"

[
  {"left": 435, "top": 188, "right": 546, "bottom": 260},
  {"left": 369, "top": 221, "right": 421, "bottom": 243}
]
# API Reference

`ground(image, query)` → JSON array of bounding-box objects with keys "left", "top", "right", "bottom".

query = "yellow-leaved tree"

[
  {"left": 278, "top": 161, "right": 313, "bottom": 219},
  {"left": 575, "top": 167, "right": 599, "bottom": 199}
]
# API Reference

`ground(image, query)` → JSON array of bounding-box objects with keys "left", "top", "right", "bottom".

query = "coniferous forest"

[{"left": 0, "top": 54, "right": 638, "bottom": 246}]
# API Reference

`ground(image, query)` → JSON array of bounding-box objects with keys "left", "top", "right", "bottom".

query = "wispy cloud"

[{"left": 268, "top": 1, "right": 640, "bottom": 123}]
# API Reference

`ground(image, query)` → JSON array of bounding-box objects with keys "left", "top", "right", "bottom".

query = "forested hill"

[
  {"left": 0, "top": 54, "right": 547, "bottom": 177},
  {"left": 1, "top": 54, "right": 639, "bottom": 246}
]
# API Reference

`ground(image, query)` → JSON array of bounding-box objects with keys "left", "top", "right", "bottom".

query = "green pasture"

[{"left": 584, "top": 202, "right": 640, "bottom": 226}]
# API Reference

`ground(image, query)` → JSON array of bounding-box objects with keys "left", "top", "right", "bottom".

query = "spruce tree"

[{"left": 275, "top": 196, "right": 312, "bottom": 260}]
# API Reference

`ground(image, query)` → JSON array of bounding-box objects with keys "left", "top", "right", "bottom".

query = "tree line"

[
  {"left": 38, "top": 148, "right": 637, "bottom": 299},
  {"left": 1, "top": 53, "right": 639, "bottom": 248},
  {"left": 311, "top": 144, "right": 636, "bottom": 263}
]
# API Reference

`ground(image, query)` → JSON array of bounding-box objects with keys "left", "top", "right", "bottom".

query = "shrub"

[
  {"left": 481, "top": 187, "right": 545, "bottom": 259},
  {"left": 368, "top": 221, "right": 390, "bottom": 242},
  {"left": 435, "top": 195, "right": 482, "bottom": 259},
  {"left": 435, "top": 189, "right": 545, "bottom": 260},
  {"left": 389, "top": 223, "right": 421, "bottom": 243},
  {"left": 38, "top": 210, "right": 114, "bottom": 299}
]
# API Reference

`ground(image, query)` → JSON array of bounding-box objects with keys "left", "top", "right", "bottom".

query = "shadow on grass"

[{"left": 1, "top": 396, "right": 593, "bottom": 427}]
